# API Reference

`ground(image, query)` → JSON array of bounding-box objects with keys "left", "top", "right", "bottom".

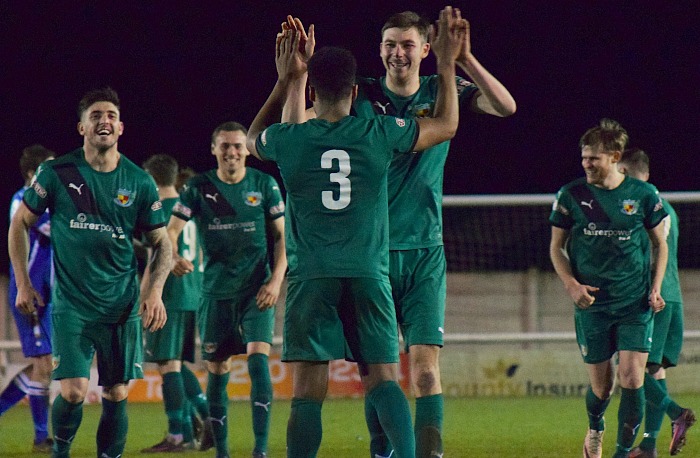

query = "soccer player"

[
  {"left": 8, "top": 87, "right": 171, "bottom": 458},
  {"left": 549, "top": 119, "right": 668, "bottom": 458},
  {"left": 281, "top": 8, "right": 516, "bottom": 455},
  {"left": 140, "top": 154, "right": 212, "bottom": 453},
  {"left": 618, "top": 148, "right": 696, "bottom": 458},
  {"left": 1, "top": 144, "right": 55, "bottom": 453},
  {"left": 168, "top": 122, "right": 287, "bottom": 458},
  {"left": 246, "top": 8, "right": 463, "bottom": 457}
]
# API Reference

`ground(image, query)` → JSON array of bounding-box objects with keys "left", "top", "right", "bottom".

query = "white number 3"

[{"left": 321, "top": 150, "right": 351, "bottom": 210}]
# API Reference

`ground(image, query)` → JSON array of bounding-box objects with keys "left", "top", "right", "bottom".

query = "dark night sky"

[{"left": 1, "top": 1, "right": 698, "bottom": 273}]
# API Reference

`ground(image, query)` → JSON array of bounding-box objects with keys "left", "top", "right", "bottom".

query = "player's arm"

[
  {"left": 549, "top": 226, "right": 599, "bottom": 309},
  {"left": 256, "top": 216, "right": 287, "bottom": 310},
  {"left": 139, "top": 226, "right": 171, "bottom": 331},
  {"left": 8, "top": 202, "right": 44, "bottom": 314},
  {"left": 413, "top": 7, "right": 462, "bottom": 152},
  {"left": 247, "top": 26, "right": 305, "bottom": 159},
  {"left": 647, "top": 221, "right": 668, "bottom": 312},
  {"left": 167, "top": 215, "right": 194, "bottom": 277},
  {"left": 455, "top": 15, "right": 516, "bottom": 117}
]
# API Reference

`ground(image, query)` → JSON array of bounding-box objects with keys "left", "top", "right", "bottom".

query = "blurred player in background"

[
  {"left": 8, "top": 87, "right": 171, "bottom": 458},
  {"left": 168, "top": 122, "right": 286, "bottom": 458},
  {"left": 140, "top": 154, "right": 212, "bottom": 453},
  {"left": 618, "top": 148, "right": 696, "bottom": 457},
  {"left": 1, "top": 144, "right": 55, "bottom": 453},
  {"left": 550, "top": 119, "right": 668, "bottom": 458},
  {"left": 248, "top": 7, "right": 463, "bottom": 456}
]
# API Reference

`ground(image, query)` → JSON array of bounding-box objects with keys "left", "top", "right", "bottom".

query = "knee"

[
  {"left": 61, "top": 386, "right": 87, "bottom": 404},
  {"left": 412, "top": 365, "right": 439, "bottom": 395},
  {"left": 102, "top": 384, "right": 128, "bottom": 402}
]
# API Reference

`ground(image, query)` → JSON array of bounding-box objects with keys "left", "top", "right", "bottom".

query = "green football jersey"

[
  {"left": 256, "top": 115, "right": 418, "bottom": 282},
  {"left": 172, "top": 168, "right": 284, "bottom": 299},
  {"left": 353, "top": 75, "right": 478, "bottom": 250},
  {"left": 549, "top": 176, "right": 668, "bottom": 311},
  {"left": 660, "top": 199, "right": 682, "bottom": 303},
  {"left": 22, "top": 148, "right": 165, "bottom": 322},
  {"left": 161, "top": 197, "right": 202, "bottom": 311}
]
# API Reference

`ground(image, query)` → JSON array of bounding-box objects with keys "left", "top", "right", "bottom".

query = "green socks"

[
  {"left": 287, "top": 398, "right": 323, "bottom": 457},
  {"left": 162, "top": 371, "right": 185, "bottom": 437},
  {"left": 614, "top": 387, "right": 644, "bottom": 456},
  {"left": 97, "top": 398, "right": 128, "bottom": 458},
  {"left": 366, "top": 381, "right": 415, "bottom": 458},
  {"left": 585, "top": 386, "right": 610, "bottom": 431},
  {"left": 207, "top": 372, "right": 230, "bottom": 455},
  {"left": 248, "top": 353, "right": 272, "bottom": 454},
  {"left": 51, "top": 395, "right": 83, "bottom": 457}
]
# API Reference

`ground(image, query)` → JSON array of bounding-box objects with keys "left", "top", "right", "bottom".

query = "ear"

[
  {"left": 117, "top": 121, "right": 124, "bottom": 136},
  {"left": 309, "top": 86, "right": 316, "bottom": 103},
  {"left": 421, "top": 41, "right": 431, "bottom": 59},
  {"left": 610, "top": 150, "right": 622, "bottom": 163},
  {"left": 211, "top": 143, "right": 216, "bottom": 155},
  {"left": 77, "top": 121, "right": 85, "bottom": 136},
  {"left": 351, "top": 84, "right": 358, "bottom": 101}
]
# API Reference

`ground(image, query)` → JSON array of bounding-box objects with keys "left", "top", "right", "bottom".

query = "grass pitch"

[{"left": 0, "top": 395, "right": 698, "bottom": 457}]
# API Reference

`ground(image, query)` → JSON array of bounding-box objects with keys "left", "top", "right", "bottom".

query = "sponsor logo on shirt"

[
  {"left": 151, "top": 200, "right": 162, "bottom": 212},
  {"left": 244, "top": 191, "right": 262, "bottom": 207},
  {"left": 654, "top": 199, "right": 664, "bottom": 212},
  {"left": 552, "top": 198, "right": 569, "bottom": 215},
  {"left": 207, "top": 218, "right": 256, "bottom": 232},
  {"left": 114, "top": 188, "right": 135, "bottom": 207},
  {"left": 620, "top": 199, "right": 639, "bottom": 215},
  {"left": 69, "top": 213, "right": 126, "bottom": 239},
  {"left": 261, "top": 129, "right": 268, "bottom": 146},
  {"left": 583, "top": 223, "right": 631, "bottom": 241},
  {"left": 395, "top": 118, "right": 406, "bottom": 128}
]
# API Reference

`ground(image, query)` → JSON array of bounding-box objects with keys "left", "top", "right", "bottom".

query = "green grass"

[{"left": 0, "top": 395, "right": 698, "bottom": 457}]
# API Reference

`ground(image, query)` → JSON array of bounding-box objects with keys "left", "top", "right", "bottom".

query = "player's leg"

[
  {"left": 50, "top": 313, "right": 95, "bottom": 457},
  {"left": 181, "top": 363, "right": 213, "bottom": 449},
  {"left": 242, "top": 291, "right": 275, "bottom": 457},
  {"left": 287, "top": 361, "right": 328, "bottom": 457},
  {"left": 28, "top": 354, "right": 53, "bottom": 452},
  {"left": 94, "top": 317, "right": 143, "bottom": 458},
  {"left": 613, "top": 306, "right": 653, "bottom": 458},
  {"left": 390, "top": 247, "right": 446, "bottom": 457},
  {"left": 247, "top": 342, "right": 272, "bottom": 457},
  {"left": 348, "top": 277, "right": 415, "bottom": 458},
  {"left": 283, "top": 278, "right": 346, "bottom": 457},
  {"left": 576, "top": 308, "right": 616, "bottom": 458}
]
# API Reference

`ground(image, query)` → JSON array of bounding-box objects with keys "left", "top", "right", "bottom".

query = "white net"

[{"left": 442, "top": 192, "right": 700, "bottom": 272}]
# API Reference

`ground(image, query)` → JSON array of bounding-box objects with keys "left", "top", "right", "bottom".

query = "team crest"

[
  {"left": 244, "top": 191, "right": 262, "bottom": 206},
  {"left": 204, "top": 342, "right": 218, "bottom": 354},
  {"left": 621, "top": 199, "right": 639, "bottom": 215},
  {"left": 412, "top": 103, "right": 432, "bottom": 118},
  {"left": 395, "top": 118, "right": 406, "bottom": 127},
  {"left": 114, "top": 188, "right": 135, "bottom": 207}
]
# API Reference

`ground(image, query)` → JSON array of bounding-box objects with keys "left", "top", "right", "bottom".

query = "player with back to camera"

[
  {"left": 617, "top": 148, "right": 696, "bottom": 458},
  {"left": 1, "top": 144, "right": 55, "bottom": 453},
  {"left": 549, "top": 119, "right": 668, "bottom": 458},
  {"left": 247, "top": 7, "right": 463, "bottom": 457}
]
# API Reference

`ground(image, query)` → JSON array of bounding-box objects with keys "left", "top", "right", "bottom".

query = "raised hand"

[
  {"left": 430, "top": 6, "right": 466, "bottom": 66},
  {"left": 276, "top": 16, "right": 315, "bottom": 82}
]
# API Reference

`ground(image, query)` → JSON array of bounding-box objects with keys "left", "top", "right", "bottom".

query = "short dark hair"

[
  {"left": 619, "top": 147, "right": 650, "bottom": 176},
  {"left": 20, "top": 144, "right": 55, "bottom": 181},
  {"left": 579, "top": 118, "right": 629, "bottom": 153},
  {"left": 78, "top": 87, "right": 120, "bottom": 119},
  {"left": 211, "top": 121, "right": 248, "bottom": 145},
  {"left": 143, "top": 154, "right": 178, "bottom": 187},
  {"left": 308, "top": 46, "right": 357, "bottom": 103},
  {"left": 381, "top": 11, "right": 431, "bottom": 42},
  {"left": 176, "top": 167, "right": 197, "bottom": 192}
]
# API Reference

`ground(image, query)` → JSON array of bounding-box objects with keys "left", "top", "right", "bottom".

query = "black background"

[{"left": 1, "top": 1, "right": 698, "bottom": 274}]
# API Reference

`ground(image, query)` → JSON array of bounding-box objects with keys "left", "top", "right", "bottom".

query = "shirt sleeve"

[
  {"left": 22, "top": 162, "right": 53, "bottom": 216},
  {"left": 256, "top": 124, "right": 280, "bottom": 162},
  {"left": 264, "top": 175, "right": 285, "bottom": 220},
  {"left": 171, "top": 179, "right": 197, "bottom": 221},
  {"left": 549, "top": 188, "right": 574, "bottom": 229},
  {"left": 138, "top": 174, "right": 166, "bottom": 231},
  {"left": 382, "top": 117, "right": 419, "bottom": 155}
]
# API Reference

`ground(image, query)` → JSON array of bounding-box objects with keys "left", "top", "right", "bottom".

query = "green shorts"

[
  {"left": 649, "top": 300, "right": 684, "bottom": 367},
  {"left": 144, "top": 310, "right": 197, "bottom": 363},
  {"left": 51, "top": 312, "right": 144, "bottom": 386},
  {"left": 574, "top": 297, "right": 653, "bottom": 364},
  {"left": 199, "top": 291, "right": 274, "bottom": 361},
  {"left": 389, "top": 246, "right": 446, "bottom": 351},
  {"left": 282, "top": 277, "right": 399, "bottom": 364}
]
